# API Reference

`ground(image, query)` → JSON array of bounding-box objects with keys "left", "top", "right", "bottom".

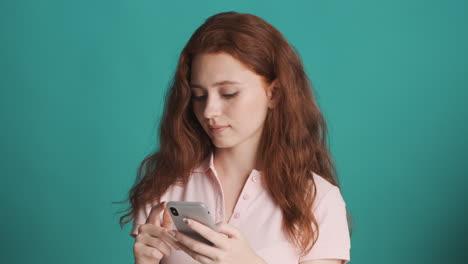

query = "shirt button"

[
  {"left": 252, "top": 175, "right": 258, "bottom": 182},
  {"left": 243, "top": 194, "right": 250, "bottom": 200},
  {"left": 234, "top": 212, "right": 240, "bottom": 219}
]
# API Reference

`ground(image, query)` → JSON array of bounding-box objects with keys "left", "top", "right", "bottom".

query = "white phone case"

[{"left": 167, "top": 201, "right": 218, "bottom": 245}]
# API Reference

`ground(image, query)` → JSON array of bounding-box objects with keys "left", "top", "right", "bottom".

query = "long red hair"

[{"left": 116, "top": 11, "right": 353, "bottom": 256}]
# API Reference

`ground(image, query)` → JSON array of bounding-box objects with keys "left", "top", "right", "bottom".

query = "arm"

[{"left": 298, "top": 184, "right": 351, "bottom": 264}]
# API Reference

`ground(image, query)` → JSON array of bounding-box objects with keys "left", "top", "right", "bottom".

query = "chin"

[
  {"left": 211, "top": 139, "right": 237, "bottom": 149},
  {"left": 212, "top": 142, "right": 233, "bottom": 149}
]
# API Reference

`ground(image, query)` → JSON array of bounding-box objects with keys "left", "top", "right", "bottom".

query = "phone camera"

[{"left": 170, "top": 207, "right": 179, "bottom": 216}]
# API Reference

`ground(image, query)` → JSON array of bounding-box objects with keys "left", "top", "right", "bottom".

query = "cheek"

[
  {"left": 192, "top": 105, "right": 204, "bottom": 123},
  {"left": 192, "top": 102, "right": 204, "bottom": 114},
  {"left": 228, "top": 93, "right": 268, "bottom": 126}
]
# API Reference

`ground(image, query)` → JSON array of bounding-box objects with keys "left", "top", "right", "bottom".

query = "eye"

[
  {"left": 191, "top": 92, "right": 239, "bottom": 101},
  {"left": 222, "top": 92, "right": 239, "bottom": 99},
  {"left": 191, "top": 95, "right": 206, "bottom": 101}
]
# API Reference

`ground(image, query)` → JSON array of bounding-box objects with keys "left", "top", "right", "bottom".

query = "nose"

[{"left": 203, "top": 94, "right": 222, "bottom": 119}]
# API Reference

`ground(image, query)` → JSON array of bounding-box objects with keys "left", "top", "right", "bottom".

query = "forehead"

[{"left": 190, "top": 52, "right": 255, "bottom": 85}]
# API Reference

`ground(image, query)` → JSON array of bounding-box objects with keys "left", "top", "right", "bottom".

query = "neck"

[{"left": 213, "top": 144, "right": 262, "bottom": 181}]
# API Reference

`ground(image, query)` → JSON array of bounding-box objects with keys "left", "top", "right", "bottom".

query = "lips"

[{"left": 208, "top": 125, "right": 229, "bottom": 134}]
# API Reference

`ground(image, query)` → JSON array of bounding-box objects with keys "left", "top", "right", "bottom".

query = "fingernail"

[
  {"left": 167, "top": 230, "right": 176, "bottom": 237},
  {"left": 183, "top": 218, "right": 190, "bottom": 224}
]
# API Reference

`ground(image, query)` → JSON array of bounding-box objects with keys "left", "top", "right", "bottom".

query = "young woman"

[{"left": 119, "top": 11, "right": 352, "bottom": 264}]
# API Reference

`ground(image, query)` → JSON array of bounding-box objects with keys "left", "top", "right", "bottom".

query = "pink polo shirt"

[{"left": 131, "top": 152, "right": 351, "bottom": 264}]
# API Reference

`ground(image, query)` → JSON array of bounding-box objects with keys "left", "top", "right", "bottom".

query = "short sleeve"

[
  {"left": 299, "top": 186, "right": 351, "bottom": 264},
  {"left": 130, "top": 203, "right": 151, "bottom": 237}
]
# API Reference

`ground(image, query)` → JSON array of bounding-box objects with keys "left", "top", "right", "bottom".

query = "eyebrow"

[{"left": 189, "top": 80, "right": 241, "bottom": 90}]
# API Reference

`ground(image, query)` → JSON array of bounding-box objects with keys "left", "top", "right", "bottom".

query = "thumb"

[
  {"left": 162, "top": 203, "right": 174, "bottom": 229},
  {"left": 216, "top": 222, "right": 241, "bottom": 239},
  {"left": 145, "top": 201, "right": 166, "bottom": 226}
]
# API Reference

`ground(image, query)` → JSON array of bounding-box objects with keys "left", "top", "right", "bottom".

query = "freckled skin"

[{"left": 190, "top": 52, "right": 272, "bottom": 149}]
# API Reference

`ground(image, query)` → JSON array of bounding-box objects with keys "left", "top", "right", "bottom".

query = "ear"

[{"left": 266, "top": 79, "right": 279, "bottom": 109}]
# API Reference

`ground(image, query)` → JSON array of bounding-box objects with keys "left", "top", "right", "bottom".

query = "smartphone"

[{"left": 167, "top": 201, "right": 218, "bottom": 245}]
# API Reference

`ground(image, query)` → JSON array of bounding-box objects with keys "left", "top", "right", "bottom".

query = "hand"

[
  {"left": 170, "top": 218, "right": 267, "bottom": 264},
  {"left": 133, "top": 201, "right": 180, "bottom": 264}
]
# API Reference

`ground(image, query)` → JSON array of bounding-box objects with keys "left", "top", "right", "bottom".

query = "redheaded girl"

[{"left": 119, "top": 11, "right": 352, "bottom": 264}]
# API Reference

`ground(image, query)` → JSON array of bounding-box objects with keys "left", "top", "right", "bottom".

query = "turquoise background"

[{"left": 1, "top": 0, "right": 467, "bottom": 263}]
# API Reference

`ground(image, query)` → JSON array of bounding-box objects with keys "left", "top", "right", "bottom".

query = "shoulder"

[
  {"left": 299, "top": 173, "right": 351, "bottom": 263},
  {"left": 310, "top": 172, "right": 346, "bottom": 209}
]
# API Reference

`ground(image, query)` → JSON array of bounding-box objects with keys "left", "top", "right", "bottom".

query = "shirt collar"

[
  {"left": 191, "top": 151, "right": 262, "bottom": 175},
  {"left": 191, "top": 152, "right": 214, "bottom": 173}
]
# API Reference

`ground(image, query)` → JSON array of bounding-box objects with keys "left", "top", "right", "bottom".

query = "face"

[{"left": 190, "top": 52, "right": 273, "bottom": 150}]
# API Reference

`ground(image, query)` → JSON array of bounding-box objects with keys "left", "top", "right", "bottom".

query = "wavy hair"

[{"left": 116, "top": 11, "right": 353, "bottom": 256}]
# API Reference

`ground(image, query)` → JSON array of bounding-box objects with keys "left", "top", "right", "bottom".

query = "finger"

[
  {"left": 140, "top": 224, "right": 180, "bottom": 250},
  {"left": 176, "top": 241, "right": 212, "bottom": 264},
  {"left": 184, "top": 218, "right": 224, "bottom": 246},
  {"left": 142, "top": 236, "right": 172, "bottom": 257},
  {"left": 134, "top": 239, "right": 167, "bottom": 260},
  {"left": 149, "top": 248, "right": 164, "bottom": 260},
  {"left": 161, "top": 230, "right": 181, "bottom": 250},
  {"left": 216, "top": 222, "right": 242, "bottom": 239},
  {"left": 173, "top": 230, "right": 219, "bottom": 260},
  {"left": 145, "top": 201, "right": 166, "bottom": 226},
  {"left": 162, "top": 203, "right": 174, "bottom": 229},
  {"left": 138, "top": 243, "right": 164, "bottom": 260}
]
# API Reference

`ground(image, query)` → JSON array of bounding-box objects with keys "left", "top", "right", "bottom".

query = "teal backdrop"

[{"left": 1, "top": 0, "right": 467, "bottom": 263}]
